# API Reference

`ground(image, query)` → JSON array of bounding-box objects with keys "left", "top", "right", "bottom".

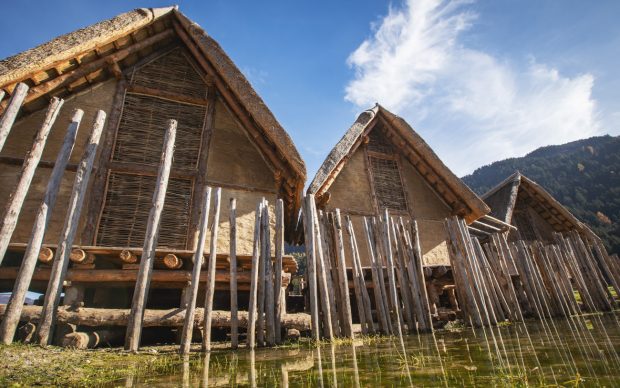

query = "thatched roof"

[
  {"left": 0, "top": 6, "right": 305, "bottom": 182},
  {"left": 482, "top": 172, "right": 586, "bottom": 233},
  {"left": 308, "top": 104, "right": 490, "bottom": 224}
]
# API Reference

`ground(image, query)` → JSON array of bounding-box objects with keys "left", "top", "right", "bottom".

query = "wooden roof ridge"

[
  {"left": 308, "top": 104, "right": 490, "bottom": 224},
  {"left": 0, "top": 6, "right": 306, "bottom": 184}
]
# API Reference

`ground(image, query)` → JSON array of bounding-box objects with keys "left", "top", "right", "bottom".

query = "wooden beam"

[{"left": 0, "top": 30, "right": 175, "bottom": 113}]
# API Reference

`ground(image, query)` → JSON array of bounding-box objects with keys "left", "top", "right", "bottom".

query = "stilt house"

[
  {"left": 482, "top": 172, "right": 594, "bottom": 242},
  {"left": 308, "top": 104, "right": 491, "bottom": 268},
  {"left": 0, "top": 7, "right": 305, "bottom": 306}
]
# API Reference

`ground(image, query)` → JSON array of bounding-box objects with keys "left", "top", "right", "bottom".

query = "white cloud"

[{"left": 345, "top": 0, "right": 603, "bottom": 175}]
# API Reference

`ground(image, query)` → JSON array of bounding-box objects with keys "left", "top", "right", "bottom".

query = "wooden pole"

[
  {"left": 311, "top": 196, "right": 334, "bottom": 340},
  {"left": 263, "top": 201, "right": 276, "bottom": 346},
  {"left": 389, "top": 219, "right": 415, "bottom": 332},
  {"left": 202, "top": 187, "right": 222, "bottom": 352},
  {"left": 0, "top": 97, "right": 63, "bottom": 265},
  {"left": 381, "top": 209, "right": 403, "bottom": 338},
  {"left": 123, "top": 119, "right": 176, "bottom": 351},
  {"left": 179, "top": 186, "right": 211, "bottom": 355},
  {"left": 302, "top": 196, "right": 320, "bottom": 341},
  {"left": 247, "top": 202, "right": 263, "bottom": 348},
  {"left": 0, "top": 109, "right": 82, "bottom": 344},
  {"left": 35, "top": 110, "right": 106, "bottom": 346},
  {"left": 346, "top": 215, "right": 375, "bottom": 334},
  {"left": 256, "top": 200, "right": 267, "bottom": 346},
  {"left": 333, "top": 210, "right": 354, "bottom": 338},
  {"left": 229, "top": 198, "right": 239, "bottom": 349},
  {"left": 363, "top": 217, "right": 390, "bottom": 334},
  {"left": 0, "top": 83, "right": 29, "bottom": 153},
  {"left": 318, "top": 211, "right": 340, "bottom": 337},
  {"left": 274, "top": 199, "right": 284, "bottom": 344}
]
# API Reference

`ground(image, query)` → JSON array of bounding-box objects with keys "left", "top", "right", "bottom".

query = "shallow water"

[{"left": 118, "top": 313, "right": 620, "bottom": 387}]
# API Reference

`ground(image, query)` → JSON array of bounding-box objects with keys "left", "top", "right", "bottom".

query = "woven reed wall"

[
  {"left": 131, "top": 48, "right": 207, "bottom": 99},
  {"left": 112, "top": 93, "right": 205, "bottom": 169},
  {"left": 367, "top": 126, "right": 394, "bottom": 154},
  {"left": 96, "top": 173, "right": 192, "bottom": 249},
  {"left": 369, "top": 156, "right": 407, "bottom": 212}
]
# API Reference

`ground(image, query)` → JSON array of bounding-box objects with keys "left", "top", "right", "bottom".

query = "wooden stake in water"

[
  {"left": 333, "top": 209, "right": 354, "bottom": 338},
  {"left": 263, "top": 201, "right": 276, "bottom": 346},
  {"left": 346, "top": 216, "right": 375, "bottom": 333},
  {"left": 247, "top": 202, "right": 263, "bottom": 348},
  {"left": 311, "top": 196, "right": 334, "bottom": 340},
  {"left": 0, "top": 109, "right": 82, "bottom": 345},
  {"left": 381, "top": 209, "right": 403, "bottom": 339},
  {"left": 364, "top": 217, "right": 390, "bottom": 334},
  {"left": 36, "top": 110, "right": 106, "bottom": 346},
  {"left": 302, "top": 196, "right": 320, "bottom": 341},
  {"left": 123, "top": 119, "right": 176, "bottom": 351},
  {"left": 0, "top": 83, "right": 29, "bottom": 153},
  {"left": 229, "top": 198, "right": 239, "bottom": 349},
  {"left": 179, "top": 186, "right": 212, "bottom": 354},
  {"left": 274, "top": 199, "right": 284, "bottom": 344},
  {"left": 202, "top": 188, "right": 222, "bottom": 352},
  {"left": 0, "top": 97, "right": 63, "bottom": 265}
]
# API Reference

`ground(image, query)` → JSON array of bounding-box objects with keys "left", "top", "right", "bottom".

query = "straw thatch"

[
  {"left": 308, "top": 104, "right": 490, "bottom": 223},
  {"left": 0, "top": 6, "right": 305, "bottom": 182},
  {"left": 482, "top": 171, "right": 586, "bottom": 234}
]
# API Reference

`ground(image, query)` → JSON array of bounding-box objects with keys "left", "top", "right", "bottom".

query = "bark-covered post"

[
  {"left": 303, "top": 196, "right": 320, "bottom": 341},
  {"left": 274, "top": 199, "right": 284, "bottom": 344},
  {"left": 202, "top": 188, "right": 222, "bottom": 352},
  {"left": 229, "top": 198, "right": 239, "bottom": 349},
  {"left": 0, "top": 109, "right": 82, "bottom": 344},
  {"left": 381, "top": 209, "right": 403, "bottom": 338},
  {"left": 333, "top": 209, "right": 354, "bottom": 338},
  {"left": 0, "top": 97, "right": 63, "bottom": 265},
  {"left": 0, "top": 83, "right": 29, "bottom": 153},
  {"left": 124, "top": 119, "right": 176, "bottom": 351},
  {"left": 256, "top": 199, "right": 267, "bottom": 346},
  {"left": 263, "top": 202, "right": 276, "bottom": 346},
  {"left": 311, "top": 196, "right": 334, "bottom": 340},
  {"left": 247, "top": 202, "right": 263, "bottom": 348},
  {"left": 179, "top": 186, "right": 211, "bottom": 354},
  {"left": 36, "top": 110, "right": 106, "bottom": 345}
]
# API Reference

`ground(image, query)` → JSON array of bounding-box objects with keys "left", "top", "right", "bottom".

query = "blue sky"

[{"left": 1, "top": 0, "right": 619, "bottom": 179}]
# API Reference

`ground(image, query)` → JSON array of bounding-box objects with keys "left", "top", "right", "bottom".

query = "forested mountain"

[{"left": 462, "top": 135, "right": 620, "bottom": 255}]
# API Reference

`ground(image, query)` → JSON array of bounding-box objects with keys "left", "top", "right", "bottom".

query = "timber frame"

[
  {"left": 308, "top": 104, "right": 490, "bottom": 224},
  {"left": 0, "top": 6, "right": 306, "bottom": 241}
]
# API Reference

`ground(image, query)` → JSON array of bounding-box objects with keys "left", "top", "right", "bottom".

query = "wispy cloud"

[{"left": 345, "top": 0, "right": 602, "bottom": 175}]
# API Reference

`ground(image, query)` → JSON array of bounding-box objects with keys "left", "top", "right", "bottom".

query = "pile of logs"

[
  {"left": 302, "top": 196, "right": 434, "bottom": 340},
  {"left": 445, "top": 215, "right": 620, "bottom": 327}
]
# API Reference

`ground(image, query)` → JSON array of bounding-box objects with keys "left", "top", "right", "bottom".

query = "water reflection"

[{"left": 114, "top": 313, "right": 620, "bottom": 386}]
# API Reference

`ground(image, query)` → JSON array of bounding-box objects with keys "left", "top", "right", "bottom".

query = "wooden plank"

[
  {"left": 178, "top": 186, "right": 211, "bottom": 355},
  {"left": 35, "top": 110, "right": 106, "bottom": 346},
  {"left": 123, "top": 119, "right": 176, "bottom": 351},
  {"left": 0, "top": 97, "right": 63, "bottom": 265},
  {"left": 229, "top": 198, "right": 239, "bottom": 349},
  {"left": 0, "top": 109, "right": 82, "bottom": 345},
  {"left": 0, "top": 83, "right": 28, "bottom": 152},
  {"left": 202, "top": 187, "right": 222, "bottom": 352}
]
